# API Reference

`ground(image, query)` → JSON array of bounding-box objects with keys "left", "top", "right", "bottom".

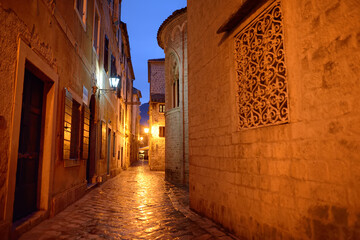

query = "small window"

[
  {"left": 75, "top": 0, "right": 87, "bottom": 30},
  {"left": 111, "top": 54, "right": 116, "bottom": 77},
  {"left": 159, "top": 126, "right": 165, "bottom": 138},
  {"left": 93, "top": 4, "right": 100, "bottom": 55},
  {"left": 159, "top": 104, "right": 165, "bottom": 113},
  {"left": 104, "top": 35, "right": 109, "bottom": 73}
]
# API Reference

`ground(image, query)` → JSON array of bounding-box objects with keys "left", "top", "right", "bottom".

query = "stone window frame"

[
  {"left": 234, "top": 0, "right": 289, "bottom": 130},
  {"left": 63, "top": 88, "right": 84, "bottom": 167},
  {"left": 74, "top": 0, "right": 88, "bottom": 31}
]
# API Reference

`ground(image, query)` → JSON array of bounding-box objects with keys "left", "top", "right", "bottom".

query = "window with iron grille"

[
  {"left": 234, "top": 0, "right": 288, "bottom": 129},
  {"left": 159, "top": 104, "right": 165, "bottom": 113}
]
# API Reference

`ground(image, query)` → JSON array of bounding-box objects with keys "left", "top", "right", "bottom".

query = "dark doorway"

[
  {"left": 13, "top": 69, "right": 44, "bottom": 222},
  {"left": 87, "top": 94, "right": 96, "bottom": 183},
  {"left": 120, "top": 147, "right": 124, "bottom": 168},
  {"left": 107, "top": 128, "right": 111, "bottom": 175}
]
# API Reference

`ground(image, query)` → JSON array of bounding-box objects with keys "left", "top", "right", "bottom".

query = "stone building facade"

[
  {"left": 0, "top": 0, "right": 139, "bottom": 238},
  {"left": 187, "top": 0, "right": 360, "bottom": 239},
  {"left": 148, "top": 59, "right": 166, "bottom": 171},
  {"left": 157, "top": 8, "right": 189, "bottom": 185},
  {"left": 130, "top": 87, "right": 142, "bottom": 164}
]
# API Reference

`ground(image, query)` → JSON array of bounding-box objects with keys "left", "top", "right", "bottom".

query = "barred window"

[
  {"left": 235, "top": 0, "right": 288, "bottom": 129},
  {"left": 159, "top": 104, "right": 165, "bottom": 113}
]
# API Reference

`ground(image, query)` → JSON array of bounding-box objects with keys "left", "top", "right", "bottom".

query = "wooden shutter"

[
  {"left": 82, "top": 104, "right": 90, "bottom": 159},
  {"left": 63, "top": 88, "right": 73, "bottom": 160}
]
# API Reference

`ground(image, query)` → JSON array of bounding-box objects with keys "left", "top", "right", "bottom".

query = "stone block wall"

[
  {"left": 188, "top": 0, "right": 360, "bottom": 239},
  {"left": 149, "top": 61, "right": 165, "bottom": 94},
  {"left": 149, "top": 102, "right": 165, "bottom": 171},
  {"left": 165, "top": 108, "right": 183, "bottom": 183},
  {"left": 0, "top": 0, "right": 129, "bottom": 237},
  {"left": 159, "top": 8, "right": 189, "bottom": 186},
  {"left": 148, "top": 59, "right": 166, "bottom": 171}
]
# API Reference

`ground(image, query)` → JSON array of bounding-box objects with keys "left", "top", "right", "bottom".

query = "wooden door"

[{"left": 13, "top": 69, "right": 44, "bottom": 222}]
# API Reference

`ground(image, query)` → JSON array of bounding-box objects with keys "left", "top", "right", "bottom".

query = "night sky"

[{"left": 121, "top": 0, "right": 187, "bottom": 104}]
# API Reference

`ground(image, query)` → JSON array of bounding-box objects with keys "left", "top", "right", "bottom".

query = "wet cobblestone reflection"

[{"left": 20, "top": 161, "right": 238, "bottom": 239}]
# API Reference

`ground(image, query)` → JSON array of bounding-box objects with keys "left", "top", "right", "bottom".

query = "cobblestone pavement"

[{"left": 20, "top": 161, "right": 238, "bottom": 240}]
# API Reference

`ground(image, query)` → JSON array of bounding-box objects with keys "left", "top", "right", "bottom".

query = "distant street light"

[{"left": 144, "top": 128, "right": 149, "bottom": 134}]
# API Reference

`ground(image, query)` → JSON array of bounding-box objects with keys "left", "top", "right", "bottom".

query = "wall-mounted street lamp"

[
  {"left": 144, "top": 128, "right": 149, "bottom": 134},
  {"left": 98, "top": 75, "right": 121, "bottom": 93}
]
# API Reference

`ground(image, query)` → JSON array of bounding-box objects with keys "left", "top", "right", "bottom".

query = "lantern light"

[
  {"left": 98, "top": 75, "right": 121, "bottom": 94},
  {"left": 109, "top": 77, "right": 120, "bottom": 89}
]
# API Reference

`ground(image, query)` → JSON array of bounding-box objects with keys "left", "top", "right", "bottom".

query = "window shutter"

[
  {"left": 63, "top": 88, "right": 73, "bottom": 160},
  {"left": 82, "top": 104, "right": 90, "bottom": 159}
]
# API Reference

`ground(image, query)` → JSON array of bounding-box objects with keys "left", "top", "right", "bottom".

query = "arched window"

[{"left": 170, "top": 54, "right": 179, "bottom": 108}]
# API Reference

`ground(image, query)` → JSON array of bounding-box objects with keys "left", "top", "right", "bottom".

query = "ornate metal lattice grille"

[{"left": 235, "top": 0, "right": 288, "bottom": 129}]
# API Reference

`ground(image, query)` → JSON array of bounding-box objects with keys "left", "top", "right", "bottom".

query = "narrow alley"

[
  {"left": 1, "top": 0, "right": 360, "bottom": 239},
  {"left": 19, "top": 161, "right": 237, "bottom": 240}
]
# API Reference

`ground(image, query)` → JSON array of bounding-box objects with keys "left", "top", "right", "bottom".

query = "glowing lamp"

[
  {"left": 144, "top": 128, "right": 149, "bottom": 134},
  {"left": 98, "top": 75, "right": 121, "bottom": 94},
  {"left": 109, "top": 77, "right": 120, "bottom": 90}
]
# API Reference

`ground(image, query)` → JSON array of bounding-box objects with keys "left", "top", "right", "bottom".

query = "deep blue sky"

[{"left": 121, "top": 0, "right": 187, "bottom": 104}]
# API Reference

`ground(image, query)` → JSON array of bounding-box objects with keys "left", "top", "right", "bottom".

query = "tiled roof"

[
  {"left": 148, "top": 58, "right": 165, "bottom": 62},
  {"left": 150, "top": 94, "right": 165, "bottom": 103}
]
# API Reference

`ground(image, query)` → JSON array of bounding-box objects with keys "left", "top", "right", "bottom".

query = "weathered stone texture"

[
  {"left": 188, "top": 0, "right": 360, "bottom": 239},
  {"left": 149, "top": 62, "right": 165, "bottom": 94},
  {"left": 0, "top": 0, "right": 133, "bottom": 237},
  {"left": 165, "top": 108, "right": 183, "bottom": 183},
  {"left": 0, "top": 2, "right": 57, "bottom": 226},
  {"left": 159, "top": 9, "right": 189, "bottom": 186},
  {"left": 149, "top": 102, "right": 165, "bottom": 171}
]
